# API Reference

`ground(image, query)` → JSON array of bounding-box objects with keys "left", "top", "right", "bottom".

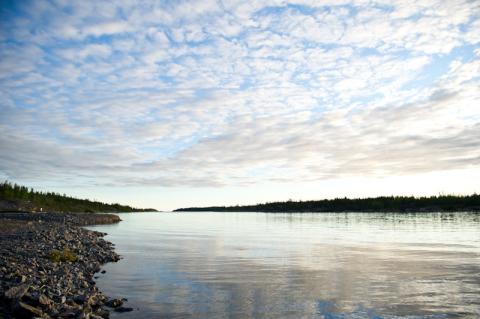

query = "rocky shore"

[{"left": 0, "top": 212, "right": 131, "bottom": 318}]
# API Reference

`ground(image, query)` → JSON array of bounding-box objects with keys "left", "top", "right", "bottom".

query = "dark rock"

[
  {"left": 73, "top": 294, "right": 87, "bottom": 304},
  {"left": 21, "top": 292, "right": 40, "bottom": 307},
  {"left": 95, "top": 308, "right": 110, "bottom": 318},
  {"left": 114, "top": 306, "right": 134, "bottom": 313},
  {"left": 13, "top": 301, "right": 43, "bottom": 318},
  {"left": 105, "top": 298, "right": 123, "bottom": 308},
  {"left": 58, "top": 310, "right": 78, "bottom": 318}
]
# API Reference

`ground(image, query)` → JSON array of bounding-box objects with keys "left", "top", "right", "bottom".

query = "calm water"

[{"left": 89, "top": 212, "right": 480, "bottom": 318}]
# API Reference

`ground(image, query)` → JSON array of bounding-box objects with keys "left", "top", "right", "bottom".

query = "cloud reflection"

[{"left": 92, "top": 212, "right": 480, "bottom": 318}]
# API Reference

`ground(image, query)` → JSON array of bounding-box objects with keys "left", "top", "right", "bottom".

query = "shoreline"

[
  {"left": 174, "top": 194, "right": 480, "bottom": 213},
  {"left": 0, "top": 212, "right": 131, "bottom": 318}
]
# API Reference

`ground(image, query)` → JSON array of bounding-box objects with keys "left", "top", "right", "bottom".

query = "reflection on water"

[{"left": 89, "top": 212, "right": 480, "bottom": 318}]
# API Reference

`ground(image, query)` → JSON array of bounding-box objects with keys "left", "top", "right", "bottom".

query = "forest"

[
  {"left": 0, "top": 181, "right": 154, "bottom": 213},
  {"left": 175, "top": 194, "right": 480, "bottom": 212}
]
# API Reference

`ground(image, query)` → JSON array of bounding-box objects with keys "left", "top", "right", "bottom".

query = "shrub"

[{"left": 48, "top": 248, "right": 77, "bottom": 262}]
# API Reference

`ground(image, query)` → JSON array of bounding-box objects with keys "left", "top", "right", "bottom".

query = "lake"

[{"left": 89, "top": 212, "right": 480, "bottom": 318}]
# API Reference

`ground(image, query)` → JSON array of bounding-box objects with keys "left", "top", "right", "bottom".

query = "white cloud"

[
  {"left": 82, "top": 21, "right": 131, "bottom": 37},
  {"left": 0, "top": 0, "right": 479, "bottom": 197}
]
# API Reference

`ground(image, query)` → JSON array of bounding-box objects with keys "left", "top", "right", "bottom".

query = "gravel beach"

[{"left": 0, "top": 212, "right": 130, "bottom": 318}]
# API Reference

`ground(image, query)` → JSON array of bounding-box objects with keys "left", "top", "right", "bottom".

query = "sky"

[{"left": 0, "top": 0, "right": 479, "bottom": 210}]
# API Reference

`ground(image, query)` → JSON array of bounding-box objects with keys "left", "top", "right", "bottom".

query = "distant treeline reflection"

[
  {"left": 0, "top": 181, "right": 154, "bottom": 213},
  {"left": 175, "top": 194, "right": 480, "bottom": 212}
]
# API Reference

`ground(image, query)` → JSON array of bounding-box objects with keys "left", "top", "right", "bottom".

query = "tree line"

[
  {"left": 174, "top": 194, "right": 480, "bottom": 212},
  {"left": 0, "top": 181, "right": 154, "bottom": 213}
]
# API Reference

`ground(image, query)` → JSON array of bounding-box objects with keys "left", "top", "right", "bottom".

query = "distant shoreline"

[
  {"left": 174, "top": 194, "right": 480, "bottom": 213},
  {"left": 1, "top": 181, "right": 157, "bottom": 213}
]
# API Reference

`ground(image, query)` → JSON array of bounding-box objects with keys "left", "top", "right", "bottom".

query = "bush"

[{"left": 48, "top": 248, "right": 77, "bottom": 262}]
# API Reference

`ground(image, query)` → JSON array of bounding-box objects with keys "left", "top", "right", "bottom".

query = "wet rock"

[
  {"left": 95, "top": 308, "right": 110, "bottom": 318},
  {"left": 105, "top": 298, "right": 123, "bottom": 308},
  {"left": 114, "top": 306, "right": 133, "bottom": 313}
]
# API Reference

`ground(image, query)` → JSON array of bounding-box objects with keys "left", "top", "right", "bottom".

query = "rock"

[
  {"left": 95, "top": 308, "right": 110, "bottom": 318},
  {"left": 13, "top": 301, "right": 44, "bottom": 317},
  {"left": 74, "top": 294, "right": 87, "bottom": 304},
  {"left": 87, "top": 295, "right": 100, "bottom": 307},
  {"left": 114, "top": 306, "right": 134, "bottom": 313},
  {"left": 58, "top": 310, "right": 78, "bottom": 318},
  {"left": 39, "top": 293, "right": 53, "bottom": 306},
  {"left": 105, "top": 298, "right": 123, "bottom": 308},
  {"left": 22, "top": 291, "right": 40, "bottom": 306},
  {"left": 5, "top": 283, "right": 29, "bottom": 299}
]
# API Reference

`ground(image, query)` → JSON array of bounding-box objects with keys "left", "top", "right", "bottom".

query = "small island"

[{"left": 174, "top": 194, "right": 480, "bottom": 213}]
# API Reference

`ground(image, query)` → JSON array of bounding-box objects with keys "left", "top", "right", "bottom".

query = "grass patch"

[{"left": 48, "top": 248, "right": 77, "bottom": 262}]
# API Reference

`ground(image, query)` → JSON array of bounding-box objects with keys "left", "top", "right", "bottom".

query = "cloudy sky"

[{"left": 0, "top": 0, "right": 479, "bottom": 210}]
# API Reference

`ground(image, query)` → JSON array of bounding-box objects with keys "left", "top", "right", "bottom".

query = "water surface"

[{"left": 90, "top": 212, "right": 480, "bottom": 318}]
